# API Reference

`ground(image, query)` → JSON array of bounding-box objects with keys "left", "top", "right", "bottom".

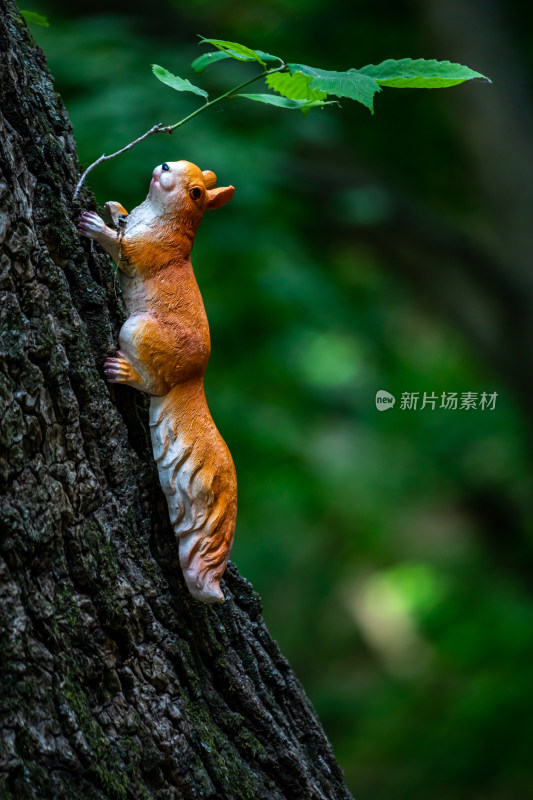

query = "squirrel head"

[{"left": 148, "top": 160, "right": 234, "bottom": 222}]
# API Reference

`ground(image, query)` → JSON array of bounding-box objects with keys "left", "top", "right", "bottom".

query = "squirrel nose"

[{"left": 153, "top": 165, "right": 162, "bottom": 179}]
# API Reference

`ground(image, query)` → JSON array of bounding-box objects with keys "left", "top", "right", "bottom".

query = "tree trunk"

[{"left": 0, "top": 4, "right": 353, "bottom": 798}]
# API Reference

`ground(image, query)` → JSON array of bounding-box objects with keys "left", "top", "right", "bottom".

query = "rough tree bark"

[{"left": 0, "top": 3, "right": 354, "bottom": 798}]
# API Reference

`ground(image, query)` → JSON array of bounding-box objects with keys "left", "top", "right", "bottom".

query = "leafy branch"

[{"left": 73, "top": 36, "right": 490, "bottom": 199}]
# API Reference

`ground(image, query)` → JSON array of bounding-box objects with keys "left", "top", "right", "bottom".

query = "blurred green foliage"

[{"left": 26, "top": 1, "right": 533, "bottom": 797}]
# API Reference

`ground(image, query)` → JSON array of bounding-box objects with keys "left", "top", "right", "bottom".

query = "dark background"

[{"left": 25, "top": 0, "right": 533, "bottom": 797}]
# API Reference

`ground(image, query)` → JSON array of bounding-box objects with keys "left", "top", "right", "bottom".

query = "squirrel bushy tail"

[{"left": 149, "top": 381, "right": 237, "bottom": 603}]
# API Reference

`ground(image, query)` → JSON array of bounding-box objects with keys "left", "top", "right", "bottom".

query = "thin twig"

[
  {"left": 73, "top": 62, "right": 288, "bottom": 200},
  {"left": 73, "top": 123, "right": 171, "bottom": 200}
]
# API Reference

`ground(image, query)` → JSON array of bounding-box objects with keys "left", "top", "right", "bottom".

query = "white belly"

[{"left": 120, "top": 272, "right": 147, "bottom": 315}]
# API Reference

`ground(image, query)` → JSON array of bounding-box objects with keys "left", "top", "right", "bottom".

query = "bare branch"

[
  {"left": 73, "top": 64, "right": 289, "bottom": 199},
  {"left": 73, "top": 122, "right": 172, "bottom": 200}
]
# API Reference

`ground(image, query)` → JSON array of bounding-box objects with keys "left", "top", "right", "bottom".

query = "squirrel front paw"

[{"left": 78, "top": 211, "right": 106, "bottom": 240}]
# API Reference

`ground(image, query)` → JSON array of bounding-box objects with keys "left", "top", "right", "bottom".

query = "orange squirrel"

[{"left": 79, "top": 160, "right": 237, "bottom": 603}]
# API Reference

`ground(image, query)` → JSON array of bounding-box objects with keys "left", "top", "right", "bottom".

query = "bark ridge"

[{"left": 0, "top": 3, "right": 354, "bottom": 798}]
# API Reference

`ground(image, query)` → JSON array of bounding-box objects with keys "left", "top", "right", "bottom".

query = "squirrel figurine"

[{"left": 79, "top": 160, "right": 237, "bottom": 603}]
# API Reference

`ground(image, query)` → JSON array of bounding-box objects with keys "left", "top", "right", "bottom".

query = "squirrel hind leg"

[{"left": 104, "top": 351, "right": 148, "bottom": 392}]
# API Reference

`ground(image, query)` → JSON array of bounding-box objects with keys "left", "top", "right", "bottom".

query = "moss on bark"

[{"left": 0, "top": 3, "right": 354, "bottom": 798}]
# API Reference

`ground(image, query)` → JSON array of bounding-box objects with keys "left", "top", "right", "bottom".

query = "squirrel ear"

[
  {"left": 202, "top": 170, "right": 217, "bottom": 189},
  {"left": 206, "top": 185, "right": 235, "bottom": 210}
]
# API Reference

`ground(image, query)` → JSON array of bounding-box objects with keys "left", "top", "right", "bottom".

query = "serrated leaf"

[
  {"left": 199, "top": 38, "right": 267, "bottom": 65},
  {"left": 152, "top": 65, "right": 208, "bottom": 100},
  {"left": 266, "top": 71, "right": 327, "bottom": 102},
  {"left": 236, "top": 93, "right": 335, "bottom": 111},
  {"left": 357, "top": 58, "right": 490, "bottom": 88},
  {"left": 20, "top": 9, "right": 49, "bottom": 27},
  {"left": 288, "top": 64, "right": 380, "bottom": 111}
]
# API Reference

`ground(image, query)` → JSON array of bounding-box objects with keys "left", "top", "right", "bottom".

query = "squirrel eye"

[
  {"left": 190, "top": 187, "right": 202, "bottom": 199},
  {"left": 161, "top": 162, "right": 170, "bottom": 171}
]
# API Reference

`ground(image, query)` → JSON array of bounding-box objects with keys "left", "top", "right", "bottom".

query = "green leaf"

[
  {"left": 288, "top": 64, "right": 380, "bottom": 111},
  {"left": 266, "top": 71, "right": 327, "bottom": 102},
  {"left": 199, "top": 38, "right": 281, "bottom": 68},
  {"left": 236, "top": 93, "right": 336, "bottom": 111},
  {"left": 20, "top": 9, "right": 49, "bottom": 27},
  {"left": 357, "top": 58, "right": 491, "bottom": 88},
  {"left": 192, "top": 51, "right": 233, "bottom": 73},
  {"left": 152, "top": 65, "right": 208, "bottom": 100},
  {"left": 193, "top": 47, "right": 280, "bottom": 72},
  {"left": 199, "top": 38, "right": 266, "bottom": 65}
]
